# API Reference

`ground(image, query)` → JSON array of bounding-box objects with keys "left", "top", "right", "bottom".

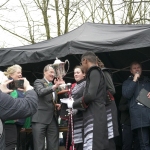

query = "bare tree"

[
  {"left": 53, "top": 0, "right": 80, "bottom": 35},
  {"left": 33, "top": 0, "right": 50, "bottom": 39},
  {"left": 0, "top": 0, "right": 150, "bottom": 48},
  {"left": 122, "top": 0, "right": 150, "bottom": 24},
  {"left": 54, "top": 0, "right": 61, "bottom": 35},
  {"left": 0, "top": 0, "right": 9, "bottom": 8},
  {"left": 19, "top": 0, "right": 35, "bottom": 44}
]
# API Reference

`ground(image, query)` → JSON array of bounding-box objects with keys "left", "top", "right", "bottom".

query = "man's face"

[
  {"left": 44, "top": 67, "right": 55, "bottom": 82},
  {"left": 130, "top": 64, "right": 142, "bottom": 76}
]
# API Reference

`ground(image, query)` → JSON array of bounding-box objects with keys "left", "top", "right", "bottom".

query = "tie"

[
  {"left": 48, "top": 82, "right": 57, "bottom": 113},
  {"left": 48, "top": 82, "right": 53, "bottom": 86}
]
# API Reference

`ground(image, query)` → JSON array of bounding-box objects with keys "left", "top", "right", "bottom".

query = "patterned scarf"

[{"left": 72, "top": 79, "right": 86, "bottom": 98}]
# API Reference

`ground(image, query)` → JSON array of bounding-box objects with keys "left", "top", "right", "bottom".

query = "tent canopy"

[
  {"left": 1, "top": 22, "right": 150, "bottom": 104},
  {"left": 1, "top": 22, "right": 150, "bottom": 66}
]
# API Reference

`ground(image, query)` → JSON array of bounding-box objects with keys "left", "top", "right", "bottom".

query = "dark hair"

[
  {"left": 74, "top": 65, "right": 85, "bottom": 74},
  {"left": 130, "top": 61, "right": 142, "bottom": 69},
  {"left": 81, "top": 52, "right": 96, "bottom": 64},
  {"left": 43, "top": 64, "right": 53, "bottom": 72},
  {"left": 96, "top": 56, "right": 104, "bottom": 68}
]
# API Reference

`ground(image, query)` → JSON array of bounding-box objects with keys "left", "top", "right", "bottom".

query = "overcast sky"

[
  {"left": 0, "top": 0, "right": 57, "bottom": 48},
  {"left": 1, "top": 0, "right": 149, "bottom": 48}
]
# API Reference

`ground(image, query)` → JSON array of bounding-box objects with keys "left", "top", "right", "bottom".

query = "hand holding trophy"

[{"left": 52, "top": 57, "right": 70, "bottom": 94}]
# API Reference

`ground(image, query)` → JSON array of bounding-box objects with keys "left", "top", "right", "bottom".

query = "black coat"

[
  {"left": 122, "top": 76, "right": 150, "bottom": 130},
  {"left": 73, "top": 66, "right": 109, "bottom": 150},
  {"left": 119, "top": 96, "right": 131, "bottom": 126},
  {"left": 103, "top": 69, "right": 119, "bottom": 138},
  {"left": 0, "top": 90, "right": 38, "bottom": 150}
]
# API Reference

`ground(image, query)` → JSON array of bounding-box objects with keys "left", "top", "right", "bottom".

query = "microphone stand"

[{"left": 66, "top": 83, "right": 75, "bottom": 150}]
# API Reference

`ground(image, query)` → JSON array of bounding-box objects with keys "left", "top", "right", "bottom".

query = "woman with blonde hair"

[{"left": 4, "top": 64, "right": 27, "bottom": 150}]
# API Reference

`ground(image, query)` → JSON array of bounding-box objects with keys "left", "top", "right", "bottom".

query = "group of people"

[
  {"left": 1, "top": 51, "right": 150, "bottom": 150},
  {"left": 31, "top": 51, "right": 119, "bottom": 150}
]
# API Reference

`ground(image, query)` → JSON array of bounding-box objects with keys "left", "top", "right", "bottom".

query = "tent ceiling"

[
  {"left": 1, "top": 22, "right": 150, "bottom": 102},
  {"left": 0, "top": 22, "right": 150, "bottom": 66}
]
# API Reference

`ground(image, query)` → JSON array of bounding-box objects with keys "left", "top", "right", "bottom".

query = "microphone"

[{"left": 136, "top": 72, "right": 140, "bottom": 81}]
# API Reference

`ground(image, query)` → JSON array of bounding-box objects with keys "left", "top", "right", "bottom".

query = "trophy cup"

[{"left": 52, "top": 57, "right": 70, "bottom": 94}]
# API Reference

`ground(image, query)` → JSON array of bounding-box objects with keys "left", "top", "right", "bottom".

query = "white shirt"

[{"left": 44, "top": 77, "right": 56, "bottom": 101}]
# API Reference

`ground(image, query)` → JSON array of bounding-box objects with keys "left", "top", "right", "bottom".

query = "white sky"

[
  {"left": 0, "top": 0, "right": 150, "bottom": 48},
  {"left": 0, "top": 0, "right": 58, "bottom": 47}
]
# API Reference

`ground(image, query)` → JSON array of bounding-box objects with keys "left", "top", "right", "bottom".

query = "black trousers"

[
  {"left": 5, "top": 124, "right": 17, "bottom": 150},
  {"left": 122, "top": 124, "right": 140, "bottom": 150},
  {"left": 137, "top": 127, "right": 150, "bottom": 150},
  {"left": 105, "top": 138, "right": 116, "bottom": 150}
]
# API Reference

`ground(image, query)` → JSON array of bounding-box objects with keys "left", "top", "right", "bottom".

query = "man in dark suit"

[{"left": 32, "top": 64, "right": 64, "bottom": 150}]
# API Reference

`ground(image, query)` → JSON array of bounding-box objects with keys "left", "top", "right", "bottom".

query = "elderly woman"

[{"left": 4, "top": 64, "right": 28, "bottom": 150}]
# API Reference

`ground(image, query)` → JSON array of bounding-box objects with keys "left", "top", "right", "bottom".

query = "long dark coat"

[
  {"left": 73, "top": 66, "right": 109, "bottom": 150},
  {"left": 122, "top": 76, "right": 150, "bottom": 130}
]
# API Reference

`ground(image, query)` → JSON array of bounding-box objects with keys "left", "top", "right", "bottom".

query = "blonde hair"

[{"left": 4, "top": 64, "right": 22, "bottom": 77}]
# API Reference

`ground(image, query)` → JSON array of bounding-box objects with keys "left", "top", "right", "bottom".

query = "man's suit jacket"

[{"left": 32, "top": 78, "right": 58, "bottom": 124}]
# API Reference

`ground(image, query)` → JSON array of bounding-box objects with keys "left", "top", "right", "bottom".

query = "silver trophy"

[
  {"left": 52, "top": 57, "right": 69, "bottom": 78},
  {"left": 52, "top": 57, "right": 70, "bottom": 94}
]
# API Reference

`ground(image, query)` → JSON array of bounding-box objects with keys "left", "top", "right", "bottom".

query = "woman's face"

[
  {"left": 74, "top": 68, "right": 85, "bottom": 82},
  {"left": 10, "top": 68, "right": 22, "bottom": 80}
]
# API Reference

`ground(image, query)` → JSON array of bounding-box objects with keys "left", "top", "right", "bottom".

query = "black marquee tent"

[
  {"left": 1, "top": 22, "right": 150, "bottom": 147},
  {"left": 0, "top": 22, "right": 150, "bottom": 66},
  {"left": 1, "top": 22, "right": 150, "bottom": 101}
]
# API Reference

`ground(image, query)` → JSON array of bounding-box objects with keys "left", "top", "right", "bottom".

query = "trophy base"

[{"left": 57, "top": 89, "right": 69, "bottom": 95}]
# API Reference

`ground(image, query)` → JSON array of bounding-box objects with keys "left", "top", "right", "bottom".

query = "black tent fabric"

[
  {"left": 1, "top": 22, "right": 150, "bottom": 66},
  {"left": 1, "top": 22, "right": 150, "bottom": 149},
  {"left": 1, "top": 22, "right": 150, "bottom": 99}
]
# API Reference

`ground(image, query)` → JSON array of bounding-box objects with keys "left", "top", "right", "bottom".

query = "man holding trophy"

[{"left": 32, "top": 63, "right": 66, "bottom": 150}]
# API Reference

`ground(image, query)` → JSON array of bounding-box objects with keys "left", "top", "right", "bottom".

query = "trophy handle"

[{"left": 65, "top": 60, "right": 70, "bottom": 75}]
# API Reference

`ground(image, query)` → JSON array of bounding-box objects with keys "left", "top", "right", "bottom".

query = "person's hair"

[
  {"left": 74, "top": 65, "right": 85, "bottom": 74},
  {"left": 43, "top": 64, "right": 53, "bottom": 72},
  {"left": 4, "top": 64, "right": 22, "bottom": 77},
  {"left": 81, "top": 52, "right": 97, "bottom": 64},
  {"left": 96, "top": 56, "right": 104, "bottom": 68},
  {"left": 130, "top": 61, "right": 142, "bottom": 69}
]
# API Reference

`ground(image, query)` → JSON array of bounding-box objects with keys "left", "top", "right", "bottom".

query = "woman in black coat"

[{"left": 96, "top": 57, "right": 119, "bottom": 150}]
